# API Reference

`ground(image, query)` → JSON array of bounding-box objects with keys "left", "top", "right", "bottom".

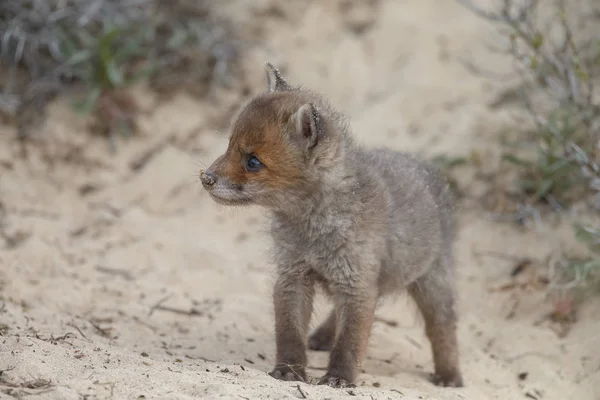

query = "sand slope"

[{"left": 1, "top": 0, "right": 599, "bottom": 399}]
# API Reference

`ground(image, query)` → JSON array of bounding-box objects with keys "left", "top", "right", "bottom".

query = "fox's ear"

[
  {"left": 290, "top": 103, "right": 322, "bottom": 149},
  {"left": 265, "top": 62, "right": 291, "bottom": 92}
]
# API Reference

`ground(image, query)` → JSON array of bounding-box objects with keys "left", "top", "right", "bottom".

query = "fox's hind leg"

[{"left": 407, "top": 258, "right": 463, "bottom": 387}]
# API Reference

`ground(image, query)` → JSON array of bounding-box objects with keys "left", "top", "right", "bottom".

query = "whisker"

[
  {"left": 195, "top": 158, "right": 208, "bottom": 168},
  {"left": 181, "top": 151, "right": 209, "bottom": 170}
]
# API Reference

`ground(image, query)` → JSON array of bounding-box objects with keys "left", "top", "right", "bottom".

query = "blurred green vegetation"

[
  {"left": 459, "top": 0, "right": 600, "bottom": 301},
  {"left": 0, "top": 0, "right": 239, "bottom": 140}
]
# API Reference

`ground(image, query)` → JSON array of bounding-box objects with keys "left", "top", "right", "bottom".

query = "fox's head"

[{"left": 200, "top": 63, "right": 346, "bottom": 210}]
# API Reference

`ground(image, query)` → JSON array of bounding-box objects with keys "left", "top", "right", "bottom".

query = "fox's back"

[{"left": 358, "top": 148, "right": 455, "bottom": 289}]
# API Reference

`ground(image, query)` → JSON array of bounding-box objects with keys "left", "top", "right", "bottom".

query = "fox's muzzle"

[{"left": 200, "top": 170, "right": 217, "bottom": 189}]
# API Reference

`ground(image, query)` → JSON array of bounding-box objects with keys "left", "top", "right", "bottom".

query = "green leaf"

[
  {"left": 570, "top": 259, "right": 600, "bottom": 282},
  {"left": 573, "top": 223, "right": 600, "bottom": 252},
  {"left": 502, "top": 154, "right": 532, "bottom": 167},
  {"left": 65, "top": 50, "right": 91, "bottom": 66},
  {"left": 99, "top": 28, "right": 120, "bottom": 65},
  {"left": 167, "top": 28, "right": 189, "bottom": 49},
  {"left": 544, "top": 158, "right": 573, "bottom": 175},
  {"left": 534, "top": 178, "right": 553, "bottom": 199},
  {"left": 55, "top": 26, "right": 79, "bottom": 58},
  {"left": 531, "top": 33, "right": 544, "bottom": 50},
  {"left": 519, "top": 179, "right": 538, "bottom": 190},
  {"left": 127, "top": 63, "right": 158, "bottom": 84},
  {"left": 118, "top": 119, "right": 133, "bottom": 138},
  {"left": 105, "top": 60, "right": 124, "bottom": 87},
  {"left": 73, "top": 87, "right": 101, "bottom": 115},
  {"left": 77, "top": 29, "right": 97, "bottom": 48},
  {"left": 431, "top": 155, "right": 468, "bottom": 169},
  {"left": 529, "top": 56, "right": 538, "bottom": 69},
  {"left": 547, "top": 110, "right": 560, "bottom": 133},
  {"left": 114, "top": 40, "right": 144, "bottom": 62}
]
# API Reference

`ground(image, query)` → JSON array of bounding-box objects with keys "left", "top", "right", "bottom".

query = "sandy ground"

[{"left": 1, "top": 0, "right": 599, "bottom": 399}]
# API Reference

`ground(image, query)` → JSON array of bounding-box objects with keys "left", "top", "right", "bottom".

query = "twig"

[
  {"left": 131, "top": 315, "right": 158, "bottom": 332},
  {"left": 66, "top": 323, "right": 89, "bottom": 341},
  {"left": 374, "top": 316, "right": 398, "bottom": 327},
  {"left": 88, "top": 320, "right": 111, "bottom": 338},
  {"left": 153, "top": 305, "right": 203, "bottom": 317},
  {"left": 95, "top": 265, "right": 134, "bottom": 281},
  {"left": 404, "top": 335, "right": 422, "bottom": 350},
  {"left": 296, "top": 384, "right": 308, "bottom": 399},
  {"left": 148, "top": 294, "right": 172, "bottom": 316},
  {"left": 50, "top": 332, "right": 76, "bottom": 343},
  {"left": 456, "top": 0, "right": 504, "bottom": 22}
]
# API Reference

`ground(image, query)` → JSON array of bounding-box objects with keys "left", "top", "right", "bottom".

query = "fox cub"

[{"left": 200, "top": 63, "right": 463, "bottom": 388}]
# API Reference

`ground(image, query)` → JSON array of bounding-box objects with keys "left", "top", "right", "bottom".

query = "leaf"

[
  {"left": 531, "top": 33, "right": 544, "bottom": 50},
  {"left": 73, "top": 87, "right": 101, "bottom": 115},
  {"left": 575, "top": 65, "right": 589, "bottom": 82},
  {"left": 570, "top": 259, "right": 600, "bottom": 282},
  {"left": 167, "top": 28, "right": 189, "bottom": 49},
  {"left": 114, "top": 40, "right": 143, "bottom": 62},
  {"left": 502, "top": 154, "right": 532, "bottom": 167},
  {"left": 116, "top": 119, "right": 133, "bottom": 139},
  {"left": 99, "top": 27, "right": 121, "bottom": 66},
  {"left": 544, "top": 158, "right": 573, "bottom": 175},
  {"left": 573, "top": 223, "right": 600, "bottom": 252},
  {"left": 529, "top": 56, "right": 538, "bottom": 69},
  {"left": 534, "top": 178, "right": 554, "bottom": 199},
  {"left": 431, "top": 155, "right": 468, "bottom": 169},
  {"left": 519, "top": 179, "right": 538, "bottom": 191},
  {"left": 547, "top": 109, "right": 560, "bottom": 134},
  {"left": 65, "top": 50, "right": 91, "bottom": 66},
  {"left": 103, "top": 26, "right": 122, "bottom": 45},
  {"left": 77, "top": 29, "right": 97, "bottom": 48},
  {"left": 127, "top": 63, "right": 158, "bottom": 84},
  {"left": 105, "top": 60, "right": 124, "bottom": 87},
  {"left": 54, "top": 26, "right": 79, "bottom": 58}
]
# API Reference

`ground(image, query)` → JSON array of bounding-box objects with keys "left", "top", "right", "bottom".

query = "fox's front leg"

[
  {"left": 269, "top": 271, "right": 315, "bottom": 382},
  {"left": 318, "top": 287, "right": 377, "bottom": 388}
]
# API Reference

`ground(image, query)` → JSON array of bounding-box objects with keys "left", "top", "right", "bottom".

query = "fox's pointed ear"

[
  {"left": 265, "top": 62, "right": 291, "bottom": 92},
  {"left": 290, "top": 103, "right": 322, "bottom": 149}
]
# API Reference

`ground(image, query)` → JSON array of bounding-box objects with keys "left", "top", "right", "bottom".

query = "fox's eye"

[{"left": 246, "top": 155, "right": 263, "bottom": 172}]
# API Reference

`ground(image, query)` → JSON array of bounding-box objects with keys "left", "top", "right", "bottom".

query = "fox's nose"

[{"left": 200, "top": 169, "right": 217, "bottom": 188}]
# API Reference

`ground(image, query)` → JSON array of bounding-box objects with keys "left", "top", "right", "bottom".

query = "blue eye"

[{"left": 246, "top": 155, "right": 263, "bottom": 172}]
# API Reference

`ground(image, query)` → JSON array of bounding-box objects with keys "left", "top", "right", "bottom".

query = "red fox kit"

[{"left": 200, "top": 63, "right": 463, "bottom": 388}]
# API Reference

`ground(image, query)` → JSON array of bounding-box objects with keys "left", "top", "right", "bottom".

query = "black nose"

[{"left": 200, "top": 170, "right": 217, "bottom": 187}]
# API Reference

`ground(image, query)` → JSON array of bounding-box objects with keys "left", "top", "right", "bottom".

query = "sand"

[{"left": 1, "top": 0, "right": 599, "bottom": 399}]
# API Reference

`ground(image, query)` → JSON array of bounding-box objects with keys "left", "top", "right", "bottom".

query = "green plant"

[
  {"left": 57, "top": 22, "right": 154, "bottom": 143},
  {"left": 0, "top": 0, "right": 239, "bottom": 143},
  {"left": 548, "top": 223, "right": 600, "bottom": 307},
  {"left": 458, "top": 0, "right": 600, "bottom": 209},
  {"left": 430, "top": 154, "right": 469, "bottom": 196},
  {"left": 61, "top": 23, "right": 153, "bottom": 110},
  {"left": 501, "top": 106, "right": 594, "bottom": 205},
  {"left": 459, "top": 0, "right": 600, "bottom": 310}
]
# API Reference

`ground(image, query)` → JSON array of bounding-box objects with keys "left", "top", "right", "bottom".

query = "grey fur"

[
  {"left": 200, "top": 63, "right": 463, "bottom": 388},
  {"left": 265, "top": 62, "right": 291, "bottom": 92}
]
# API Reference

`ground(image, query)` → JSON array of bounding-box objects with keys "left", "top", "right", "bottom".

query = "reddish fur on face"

[{"left": 211, "top": 92, "right": 309, "bottom": 192}]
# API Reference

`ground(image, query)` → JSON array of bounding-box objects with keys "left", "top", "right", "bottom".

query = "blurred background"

[{"left": 0, "top": 1, "right": 599, "bottom": 399}]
